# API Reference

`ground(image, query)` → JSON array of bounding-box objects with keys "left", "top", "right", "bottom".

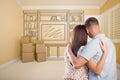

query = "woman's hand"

[{"left": 99, "top": 39, "right": 108, "bottom": 53}]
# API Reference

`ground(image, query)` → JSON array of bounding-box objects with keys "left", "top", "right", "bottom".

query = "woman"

[{"left": 64, "top": 25, "right": 107, "bottom": 80}]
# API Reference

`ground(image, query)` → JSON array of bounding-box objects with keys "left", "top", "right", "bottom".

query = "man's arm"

[
  {"left": 68, "top": 44, "right": 88, "bottom": 69},
  {"left": 87, "top": 39, "right": 108, "bottom": 74},
  {"left": 87, "top": 52, "right": 106, "bottom": 74}
]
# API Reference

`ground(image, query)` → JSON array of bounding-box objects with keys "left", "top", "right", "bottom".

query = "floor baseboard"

[
  {"left": 47, "top": 56, "right": 64, "bottom": 60},
  {"left": 0, "top": 57, "right": 20, "bottom": 70}
]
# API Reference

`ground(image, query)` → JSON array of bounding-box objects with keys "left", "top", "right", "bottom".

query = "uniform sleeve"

[{"left": 79, "top": 41, "right": 99, "bottom": 61}]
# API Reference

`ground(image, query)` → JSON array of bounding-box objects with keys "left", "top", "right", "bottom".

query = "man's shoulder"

[{"left": 86, "top": 39, "right": 99, "bottom": 47}]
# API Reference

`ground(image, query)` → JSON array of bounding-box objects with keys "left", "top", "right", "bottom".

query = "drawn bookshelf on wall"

[
  {"left": 23, "top": 10, "right": 84, "bottom": 57},
  {"left": 69, "top": 10, "right": 84, "bottom": 36},
  {"left": 23, "top": 10, "right": 84, "bottom": 44},
  {"left": 38, "top": 10, "right": 68, "bottom": 44},
  {"left": 23, "top": 10, "right": 38, "bottom": 43}
]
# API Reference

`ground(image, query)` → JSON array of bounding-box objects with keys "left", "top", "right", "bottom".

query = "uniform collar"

[{"left": 93, "top": 34, "right": 105, "bottom": 39}]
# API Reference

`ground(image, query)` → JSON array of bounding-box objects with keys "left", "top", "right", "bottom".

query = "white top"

[{"left": 64, "top": 44, "right": 88, "bottom": 80}]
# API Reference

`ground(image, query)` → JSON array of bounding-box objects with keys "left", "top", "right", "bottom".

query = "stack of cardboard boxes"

[
  {"left": 35, "top": 40, "right": 46, "bottom": 62},
  {"left": 21, "top": 36, "right": 34, "bottom": 62}
]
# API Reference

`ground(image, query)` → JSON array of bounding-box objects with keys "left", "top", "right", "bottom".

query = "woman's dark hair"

[{"left": 71, "top": 25, "right": 87, "bottom": 57}]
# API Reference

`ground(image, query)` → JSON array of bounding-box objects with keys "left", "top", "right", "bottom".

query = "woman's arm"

[
  {"left": 64, "top": 45, "right": 74, "bottom": 66},
  {"left": 68, "top": 43, "right": 88, "bottom": 69},
  {"left": 87, "top": 39, "right": 108, "bottom": 75}
]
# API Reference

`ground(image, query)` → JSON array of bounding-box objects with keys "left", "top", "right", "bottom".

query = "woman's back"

[{"left": 64, "top": 45, "right": 88, "bottom": 80}]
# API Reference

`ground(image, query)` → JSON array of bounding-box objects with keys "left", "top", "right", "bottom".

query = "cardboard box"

[
  {"left": 21, "top": 52, "right": 34, "bottom": 62},
  {"left": 36, "top": 53, "right": 46, "bottom": 62},
  {"left": 22, "top": 43, "right": 33, "bottom": 53},
  {"left": 36, "top": 44, "right": 46, "bottom": 53},
  {"left": 21, "top": 36, "right": 31, "bottom": 43}
]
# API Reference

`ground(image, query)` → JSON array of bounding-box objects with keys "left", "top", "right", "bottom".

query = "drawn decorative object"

[{"left": 23, "top": 10, "right": 38, "bottom": 43}]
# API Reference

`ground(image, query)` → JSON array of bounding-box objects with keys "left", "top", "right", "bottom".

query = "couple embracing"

[{"left": 64, "top": 17, "right": 117, "bottom": 80}]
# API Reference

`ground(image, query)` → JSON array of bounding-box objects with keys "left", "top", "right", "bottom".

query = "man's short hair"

[{"left": 85, "top": 17, "right": 99, "bottom": 28}]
